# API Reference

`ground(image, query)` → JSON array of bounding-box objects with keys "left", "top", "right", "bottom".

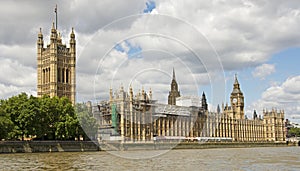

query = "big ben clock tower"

[{"left": 230, "top": 74, "right": 244, "bottom": 119}]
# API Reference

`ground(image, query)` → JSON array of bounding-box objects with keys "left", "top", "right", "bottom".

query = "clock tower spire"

[{"left": 230, "top": 74, "right": 244, "bottom": 119}]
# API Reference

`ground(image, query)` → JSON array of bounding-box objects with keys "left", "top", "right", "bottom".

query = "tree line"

[
  {"left": 287, "top": 127, "right": 300, "bottom": 138},
  {"left": 0, "top": 93, "right": 97, "bottom": 141}
]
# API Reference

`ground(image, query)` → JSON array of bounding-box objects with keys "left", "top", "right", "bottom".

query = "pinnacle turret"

[
  {"left": 70, "top": 27, "right": 75, "bottom": 39},
  {"left": 38, "top": 28, "right": 43, "bottom": 39},
  {"left": 172, "top": 67, "right": 176, "bottom": 80}
]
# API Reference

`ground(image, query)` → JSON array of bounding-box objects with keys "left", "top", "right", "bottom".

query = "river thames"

[{"left": 1, "top": 146, "right": 299, "bottom": 170}]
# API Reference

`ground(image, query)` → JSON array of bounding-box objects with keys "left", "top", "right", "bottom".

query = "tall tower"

[
  {"left": 37, "top": 9, "right": 76, "bottom": 105},
  {"left": 168, "top": 68, "right": 180, "bottom": 105},
  {"left": 201, "top": 92, "right": 208, "bottom": 111},
  {"left": 230, "top": 74, "right": 244, "bottom": 119}
]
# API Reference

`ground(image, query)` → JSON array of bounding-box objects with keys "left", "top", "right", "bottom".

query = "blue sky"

[{"left": 143, "top": 0, "right": 156, "bottom": 13}]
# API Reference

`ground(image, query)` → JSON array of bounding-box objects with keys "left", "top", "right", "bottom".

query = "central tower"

[
  {"left": 37, "top": 8, "right": 76, "bottom": 105},
  {"left": 230, "top": 74, "right": 244, "bottom": 119},
  {"left": 168, "top": 68, "right": 180, "bottom": 105}
]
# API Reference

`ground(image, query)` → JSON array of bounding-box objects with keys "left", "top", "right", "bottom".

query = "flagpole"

[{"left": 55, "top": 4, "right": 57, "bottom": 30}]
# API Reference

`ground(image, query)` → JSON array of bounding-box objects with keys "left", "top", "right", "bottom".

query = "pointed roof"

[
  {"left": 234, "top": 74, "right": 239, "bottom": 85},
  {"left": 70, "top": 27, "right": 75, "bottom": 39},
  {"left": 172, "top": 67, "right": 176, "bottom": 80},
  {"left": 38, "top": 28, "right": 43, "bottom": 38},
  {"left": 52, "top": 22, "right": 55, "bottom": 30},
  {"left": 232, "top": 74, "right": 242, "bottom": 94}
]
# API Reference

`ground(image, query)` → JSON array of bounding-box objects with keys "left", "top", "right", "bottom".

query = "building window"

[
  {"left": 43, "top": 69, "right": 45, "bottom": 84},
  {"left": 58, "top": 68, "right": 61, "bottom": 82},
  {"left": 66, "top": 69, "right": 69, "bottom": 83},
  {"left": 62, "top": 68, "right": 65, "bottom": 83},
  {"left": 48, "top": 68, "right": 50, "bottom": 83}
]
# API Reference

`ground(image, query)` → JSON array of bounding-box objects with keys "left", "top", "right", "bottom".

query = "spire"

[
  {"left": 52, "top": 22, "right": 55, "bottom": 30},
  {"left": 70, "top": 27, "right": 75, "bottom": 39},
  {"left": 172, "top": 67, "right": 176, "bottom": 80},
  {"left": 50, "top": 22, "right": 57, "bottom": 43},
  {"left": 234, "top": 74, "right": 239, "bottom": 85},
  {"left": 253, "top": 110, "right": 258, "bottom": 119},
  {"left": 168, "top": 67, "right": 180, "bottom": 105},
  {"left": 201, "top": 91, "right": 208, "bottom": 111},
  {"left": 217, "top": 104, "right": 220, "bottom": 113},
  {"left": 38, "top": 28, "right": 43, "bottom": 39},
  {"left": 232, "top": 73, "right": 242, "bottom": 94},
  {"left": 55, "top": 4, "right": 58, "bottom": 30}
]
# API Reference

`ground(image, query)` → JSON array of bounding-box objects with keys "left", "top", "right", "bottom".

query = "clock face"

[{"left": 233, "top": 98, "right": 237, "bottom": 103}]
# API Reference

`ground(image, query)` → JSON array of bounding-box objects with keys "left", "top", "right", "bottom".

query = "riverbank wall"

[
  {"left": 99, "top": 141, "right": 288, "bottom": 151},
  {"left": 0, "top": 141, "right": 99, "bottom": 153},
  {"left": 0, "top": 141, "right": 290, "bottom": 153}
]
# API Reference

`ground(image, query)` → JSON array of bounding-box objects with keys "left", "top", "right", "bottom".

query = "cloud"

[
  {"left": 0, "top": 0, "right": 299, "bottom": 109},
  {"left": 250, "top": 75, "right": 300, "bottom": 121},
  {"left": 252, "top": 64, "right": 275, "bottom": 79},
  {"left": 0, "top": 58, "right": 36, "bottom": 99},
  {"left": 154, "top": 0, "right": 300, "bottom": 69},
  {"left": 0, "top": 58, "right": 36, "bottom": 88}
]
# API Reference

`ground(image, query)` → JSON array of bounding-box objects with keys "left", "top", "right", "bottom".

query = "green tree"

[
  {"left": 5, "top": 93, "right": 31, "bottom": 140},
  {"left": 0, "top": 93, "right": 93, "bottom": 141},
  {"left": 288, "top": 127, "right": 300, "bottom": 137},
  {"left": 55, "top": 97, "right": 79, "bottom": 140},
  {"left": 0, "top": 100, "right": 14, "bottom": 140},
  {"left": 76, "top": 103, "right": 98, "bottom": 141}
]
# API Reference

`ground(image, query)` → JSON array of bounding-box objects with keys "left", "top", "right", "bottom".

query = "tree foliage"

[
  {"left": 288, "top": 127, "right": 300, "bottom": 137},
  {"left": 0, "top": 100, "right": 14, "bottom": 140},
  {"left": 0, "top": 93, "right": 96, "bottom": 141},
  {"left": 76, "top": 103, "right": 98, "bottom": 141}
]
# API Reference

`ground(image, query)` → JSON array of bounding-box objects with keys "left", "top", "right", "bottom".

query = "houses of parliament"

[
  {"left": 37, "top": 13, "right": 285, "bottom": 143},
  {"left": 37, "top": 21, "right": 76, "bottom": 105}
]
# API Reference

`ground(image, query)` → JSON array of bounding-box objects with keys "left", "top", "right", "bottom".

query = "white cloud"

[
  {"left": 0, "top": 0, "right": 299, "bottom": 109},
  {"left": 252, "top": 64, "right": 276, "bottom": 79},
  {"left": 250, "top": 75, "right": 300, "bottom": 121},
  {"left": 0, "top": 58, "right": 36, "bottom": 99}
]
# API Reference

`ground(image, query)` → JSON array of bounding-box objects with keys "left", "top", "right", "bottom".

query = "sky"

[{"left": 0, "top": 0, "right": 299, "bottom": 122}]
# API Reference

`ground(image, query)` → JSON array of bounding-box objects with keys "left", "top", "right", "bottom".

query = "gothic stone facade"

[
  {"left": 168, "top": 68, "right": 180, "bottom": 105},
  {"left": 97, "top": 74, "right": 285, "bottom": 143},
  {"left": 37, "top": 23, "right": 76, "bottom": 105}
]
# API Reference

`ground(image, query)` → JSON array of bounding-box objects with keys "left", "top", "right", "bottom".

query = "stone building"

[
  {"left": 168, "top": 68, "right": 180, "bottom": 105},
  {"left": 37, "top": 22, "right": 76, "bottom": 105},
  {"left": 263, "top": 109, "right": 285, "bottom": 141},
  {"left": 97, "top": 71, "right": 285, "bottom": 143},
  {"left": 223, "top": 74, "right": 244, "bottom": 120}
]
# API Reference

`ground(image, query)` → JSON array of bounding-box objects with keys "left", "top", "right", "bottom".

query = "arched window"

[
  {"left": 45, "top": 68, "right": 48, "bottom": 83},
  {"left": 62, "top": 68, "right": 65, "bottom": 83},
  {"left": 43, "top": 69, "right": 45, "bottom": 84},
  {"left": 66, "top": 69, "right": 69, "bottom": 83},
  {"left": 69, "top": 69, "right": 71, "bottom": 84},
  {"left": 48, "top": 68, "right": 51, "bottom": 83},
  {"left": 58, "top": 68, "right": 61, "bottom": 82}
]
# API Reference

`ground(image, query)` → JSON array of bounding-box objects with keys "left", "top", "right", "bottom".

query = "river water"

[{"left": 1, "top": 147, "right": 300, "bottom": 170}]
